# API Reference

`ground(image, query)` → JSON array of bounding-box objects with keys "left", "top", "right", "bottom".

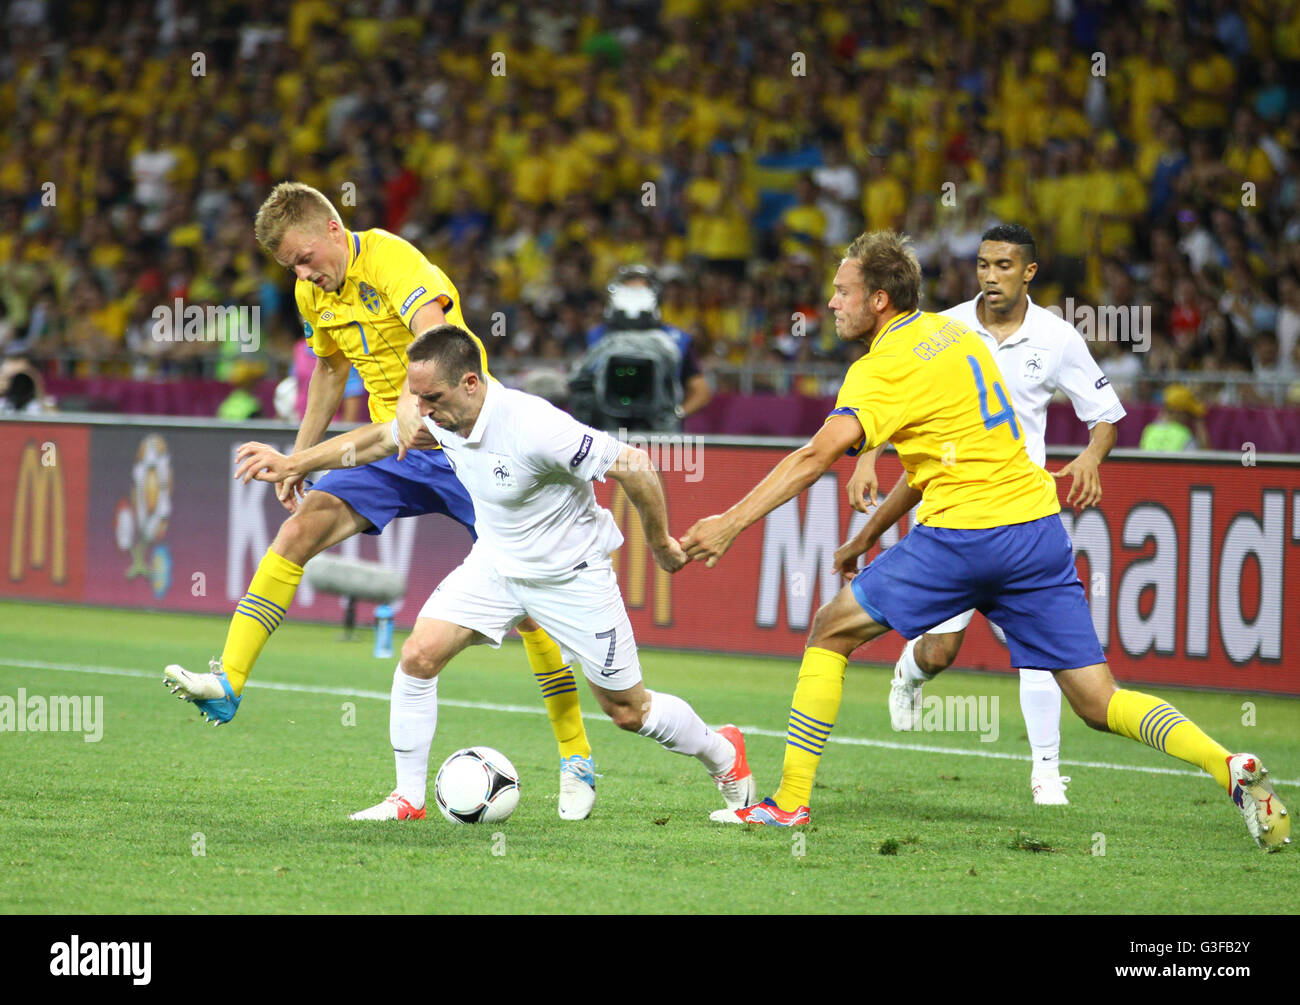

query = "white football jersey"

[
  {"left": 941, "top": 294, "right": 1127, "bottom": 467},
  {"left": 398, "top": 380, "right": 624, "bottom": 578}
]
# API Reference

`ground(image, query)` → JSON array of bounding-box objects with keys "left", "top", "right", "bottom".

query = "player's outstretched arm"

[
  {"left": 234, "top": 421, "right": 398, "bottom": 485},
  {"left": 606, "top": 444, "right": 687, "bottom": 573},
  {"left": 846, "top": 443, "right": 887, "bottom": 512},
  {"left": 682, "top": 414, "right": 864, "bottom": 568},
  {"left": 834, "top": 473, "right": 922, "bottom": 579}
]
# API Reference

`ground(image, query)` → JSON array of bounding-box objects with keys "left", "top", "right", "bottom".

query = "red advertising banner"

[
  {"left": 0, "top": 419, "right": 472, "bottom": 632},
  {"left": 594, "top": 445, "right": 1300, "bottom": 697},
  {"left": 1, "top": 418, "right": 1297, "bottom": 696},
  {"left": 0, "top": 425, "right": 89, "bottom": 602}
]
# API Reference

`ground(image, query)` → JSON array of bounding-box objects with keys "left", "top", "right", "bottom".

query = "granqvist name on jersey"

[{"left": 49, "top": 936, "right": 151, "bottom": 985}]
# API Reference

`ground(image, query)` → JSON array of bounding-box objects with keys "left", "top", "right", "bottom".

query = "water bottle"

[{"left": 373, "top": 604, "right": 394, "bottom": 659}]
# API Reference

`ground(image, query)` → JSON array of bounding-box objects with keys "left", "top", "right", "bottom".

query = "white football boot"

[
  {"left": 1228, "top": 753, "right": 1290, "bottom": 851},
  {"left": 889, "top": 640, "right": 924, "bottom": 731},
  {"left": 711, "top": 725, "right": 757, "bottom": 810},
  {"left": 163, "top": 660, "right": 241, "bottom": 724},
  {"left": 558, "top": 755, "right": 597, "bottom": 820},
  {"left": 348, "top": 792, "right": 427, "bottom": 821},
  {"left": 1031, "top": 772, "right": 1070, "bottom": 806}
]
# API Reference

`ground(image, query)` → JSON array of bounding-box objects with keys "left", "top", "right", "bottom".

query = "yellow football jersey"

[
  {"left": 294, "top": 228, "right": 489, "bottom": 422},
  {"left": 830, "top": 309, "right": 1059, "bottom": 529}
]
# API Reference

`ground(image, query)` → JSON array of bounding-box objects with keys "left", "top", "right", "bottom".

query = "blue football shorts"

[
  {"left": 306, "top": 448, "right": 476, "bottom": 538},
  {"left": 850, "top": 513, "right": 1104, "bottom": 671}
]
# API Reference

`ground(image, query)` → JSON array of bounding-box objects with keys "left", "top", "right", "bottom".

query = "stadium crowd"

[{"left": 1, "top": 0, "right": 1299, "bottom": 409}]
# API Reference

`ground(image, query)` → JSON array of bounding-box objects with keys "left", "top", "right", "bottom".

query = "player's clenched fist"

[
  {"left": 274, "top": 474, "right": 307, "bottom": 514},
  {"left": 651, "top": 537, "right": 690, "bottom": 573},
  {"left": 846, "top": 450, "right": 881, "bottom": 513},
  {"left": 395, "top": 393, "right": 438, "bottom": 460},
  {"left": 833, "top": 538, "right": 869, "bottom": 581},
  {"left": 681, "top": 514, "right": 739, "bottom": 568}
]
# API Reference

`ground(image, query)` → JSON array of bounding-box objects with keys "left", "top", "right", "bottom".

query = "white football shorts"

[
  {"left": 926, "top": 608, "right": 976, "bottom": 634},
  {"left": 921, "top": 608, "right": 1007, "bottom": 644},
  {"left": 419, "top": 545, "right": 642, "bottom": 691}
]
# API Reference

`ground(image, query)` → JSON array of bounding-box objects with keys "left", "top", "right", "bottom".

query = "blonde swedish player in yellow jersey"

[
  {"left": 162, "top": 183, "right": 599, "bottom": 821},
  {"left": 682, "top": 231, "right": 1289, "bottom": 851}
]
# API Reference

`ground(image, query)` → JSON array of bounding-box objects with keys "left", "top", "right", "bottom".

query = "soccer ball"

[{"left": 433, "top": 747, "right": 521, "bottom": 824}]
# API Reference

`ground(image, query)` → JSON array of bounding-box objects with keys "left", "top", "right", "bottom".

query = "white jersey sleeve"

[
  {"left": 522, "top": 406, "right": 622, "bottom": 483},
  {"left": 1056, "top": 331, "right": 1128, "bottom": 428}
]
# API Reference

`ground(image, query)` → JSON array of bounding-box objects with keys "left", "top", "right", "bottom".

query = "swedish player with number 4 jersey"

[
  {"left": 844, "top": 224, "right": 1128, "bottom": 807},
  {"left": 682, "top": 231, "right": 1289, "bottom": 851},
  {"left": 162, "top": 182, "right": 599, "bottom": 821}
]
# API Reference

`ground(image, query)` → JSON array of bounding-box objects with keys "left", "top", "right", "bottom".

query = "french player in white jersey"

[
  {"left": 839, "top": 224, "right": 1127, "bottom": 805},
  {"left": 234, "top": 325, "right": 756, "bottom": 819}
]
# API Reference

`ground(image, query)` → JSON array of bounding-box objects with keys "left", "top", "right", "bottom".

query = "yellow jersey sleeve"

[
  {"left": 366, "top": 229, "right": 458, "bottom": 331},
  {"left": 829, "top": 348, "right": 911, "bottom": 454},
  {"left": 363, "top": 229, "right": 491, "bottom": 379}
]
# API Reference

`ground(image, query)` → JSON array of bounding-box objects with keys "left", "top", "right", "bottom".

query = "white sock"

[
  {"left": 636, "top": 690, "right": 734, "bottom": 775},
  {"left": 1020, "top": 668, "right": 1061, "bottom": 774},
  {"left": 897, "top": 637, "right": 937, "bottom": 684},
  {"left": 390, "top": 665, "right": 439, "bottom": 808}
]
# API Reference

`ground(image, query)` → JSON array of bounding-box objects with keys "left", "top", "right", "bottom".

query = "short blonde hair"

[
  {"left": 844, "top": 230, "right": 922, "bottom": 313},
  {"left": 254, "top": 181, "right": 343, "bottom": 255}
]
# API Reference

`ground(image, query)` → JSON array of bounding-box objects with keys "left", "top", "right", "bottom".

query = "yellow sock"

[
  {"left": 519, "top": 627, "right": 590, "bottom": 760},
  {"left": 773, "top": 647, "right": 848, "bottom": 811},
  {"left": 1106, "top": 689, "right": 1232, "bottom": 791},
  {"left": 220, "top": 549, "right": 303, "bottom": 696}
]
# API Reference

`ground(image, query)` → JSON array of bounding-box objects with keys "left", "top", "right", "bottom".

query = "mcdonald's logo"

[
  {"left": 10, "top": 441, "right": 65, "bottom": 583},
  {"left": 609, "top": 483, "right": 672, "bottom": 626}
]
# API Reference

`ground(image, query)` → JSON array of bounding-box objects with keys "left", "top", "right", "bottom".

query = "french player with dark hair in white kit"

[{"left": 234, "top": 323, "right": 755, "bottom": 820}]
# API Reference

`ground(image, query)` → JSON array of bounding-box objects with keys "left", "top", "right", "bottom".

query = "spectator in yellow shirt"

[
  {"left": 777, "top": 176, "right": 828, "bottom": 261},
  {"left": 862, "top": 154, "right": 907, "bottom": 233},
  {"left": 1222, "top": 108, "right": 1278, "bottom": 206},
  {"left": 1087, "top": 142, "right": 1147, "bottom": 256},
  {"left": 511, "top": 126, "right": 552, "bottom": 206},
  {"left": 1181, "top": 33, "right": 1236, "bottom": 131}
]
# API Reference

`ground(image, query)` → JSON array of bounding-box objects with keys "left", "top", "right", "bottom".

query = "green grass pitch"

[{"left": 1, "top": 601, "right": 1295, "bottom": 914}]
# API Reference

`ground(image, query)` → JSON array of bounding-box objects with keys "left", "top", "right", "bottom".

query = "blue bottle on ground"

[{"left": 374, "top": 604, "right": 394, "bottom": 659}]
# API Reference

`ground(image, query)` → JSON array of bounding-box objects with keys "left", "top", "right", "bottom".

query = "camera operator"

[{"left": 570, "top": 266, "right": 710, "bottom": 432}]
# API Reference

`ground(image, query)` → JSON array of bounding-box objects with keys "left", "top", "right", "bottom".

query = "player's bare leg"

[
  {"left": 273, "top": 490, "right": 372, "bottom": 565},
  {"left": 163, "top": 491, "right": 368, "bottom": 724},
  {"left": 890, "top": 628, "right": 964, "bottom": 731},
  {"left": 351, "top": 617, "right": 479, "bottom": 820},
  {"left": 587, "top": 678, "right": 755, "bottom": 810},
  {"left": 1055, "top": 662, "right": 1289, "bottom": 851},
  {"left": 715, "top": 585, "right": 886, "bottom": 825}
]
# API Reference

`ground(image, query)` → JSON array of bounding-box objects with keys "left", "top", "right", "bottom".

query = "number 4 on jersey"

[{"left": 965, "top": 355, "right": 1020, "bottom": 440}]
